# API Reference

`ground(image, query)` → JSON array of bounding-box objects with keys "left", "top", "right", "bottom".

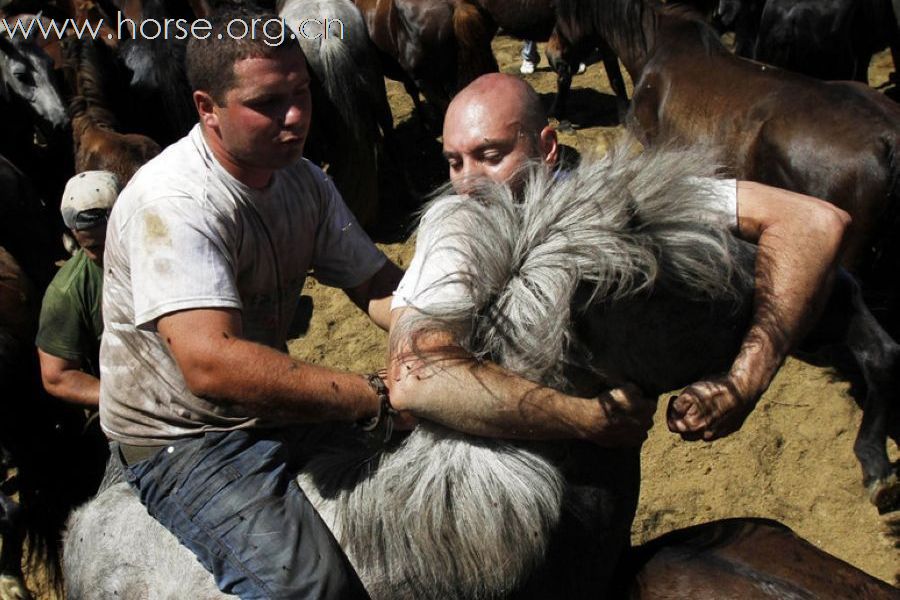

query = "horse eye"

[{"left": 13, "top": 69, "right": 34, "bottom": 85}]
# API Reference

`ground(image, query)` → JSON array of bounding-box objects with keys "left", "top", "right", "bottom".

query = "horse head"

[{"left": 0, "top": 15, "right": 69, "bottom": 139}]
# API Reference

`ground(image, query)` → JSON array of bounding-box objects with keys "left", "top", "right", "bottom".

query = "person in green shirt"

[{"left": 36, "top": 171, "right": 120, "bottom": 408}]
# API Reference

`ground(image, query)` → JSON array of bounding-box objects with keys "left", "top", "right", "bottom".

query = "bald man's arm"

[
  {"left": 667, "top": 182, "right": 850, "bottom": 440},
  {"left": 388, "top": 308, "right": 655, "bottom": 446}
]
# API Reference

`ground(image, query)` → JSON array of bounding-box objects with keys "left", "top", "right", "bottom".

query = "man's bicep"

[
  {"left": 156, "top": 308, "right": 242, "bottom": 386},
  {"left": 37, "top": 348, "right": 83, "bottom": 381}
]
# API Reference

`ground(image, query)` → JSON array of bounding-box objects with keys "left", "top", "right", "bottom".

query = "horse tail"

[
  {"left": 451, "top": 0, "right": 497, "bottom": 90},
  {"left": 284, "top": 0, "right": 383, "bottom": 225}
]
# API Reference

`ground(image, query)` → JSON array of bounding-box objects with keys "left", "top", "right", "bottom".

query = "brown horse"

[
  {"left": 352, "top": 0, "right": 497, "bottom": 121},
  {"left": 619, "top": 518, "right": 899, "bottom": 598},
  {"left": 61, "top": 37, "right": 160, "bottom": 186},
  {"left": 456, "top": 0, "right": 628, "bottom": 121},
  {"left": 556, "top": 0, "right": 900, "bottom": 334}
]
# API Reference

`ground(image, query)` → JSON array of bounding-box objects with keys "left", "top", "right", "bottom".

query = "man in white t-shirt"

[
  {"left": 100, "top": 8, "right": 401, "bottom": 599},
  {"left": 385, "top": 73, "right": 849, "bottom": 593}
]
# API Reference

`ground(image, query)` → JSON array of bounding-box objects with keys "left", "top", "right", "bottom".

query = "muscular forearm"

[
  {"left": 731, "top": 181, "right": 850, "bottom": 399},
  {"left": 171, "top": 335, "right": 379, "bottom": 424},
  {"left": 44, "top": 370, "right": 100, "bottom": 408},
  {"left": 388, "top": 325, "right": 652, "bottom": 446},
  {"left": 391, "top": 353, "right": 599, "bottom": 440}
]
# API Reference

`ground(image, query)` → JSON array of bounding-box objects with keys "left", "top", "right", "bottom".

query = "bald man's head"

[{"left": 443, "top": 74, "right": 558, "bottom": 195}]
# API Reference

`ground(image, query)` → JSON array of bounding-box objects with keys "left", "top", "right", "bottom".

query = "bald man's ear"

[{"left": 539, "top": 126, "right": 559, "bottom": 168}]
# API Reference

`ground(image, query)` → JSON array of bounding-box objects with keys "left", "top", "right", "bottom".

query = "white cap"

[{"left": 61, "top": 171, "right": 121, "bottom": 230}]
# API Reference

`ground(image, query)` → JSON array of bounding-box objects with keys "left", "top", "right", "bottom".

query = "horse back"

[
  {"left": 620, "top": 518, "right": 899, "bottom": 598},
  {"left": 631, "top": 24, "right": 900, "bottom": 270},
  {"left": 469, "top": 0, "right": 556, "bottom": 40}
]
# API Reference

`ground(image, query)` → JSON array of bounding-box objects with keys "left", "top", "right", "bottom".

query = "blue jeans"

[{"left": 116, "top": 429, "right": 369, "bottom": 600}]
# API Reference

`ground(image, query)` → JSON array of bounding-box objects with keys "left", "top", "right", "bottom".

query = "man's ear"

[
  {"left": 194, "top": 90, "right": 218, "bottom": 130},
  {"left": 539, "top": 125, "right": 559, "bottom": 167}
]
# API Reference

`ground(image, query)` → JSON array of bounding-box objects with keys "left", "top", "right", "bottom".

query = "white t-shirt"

[
  {"left": 392, "top": 178, "right": 738, "bottom": 312},
  {"left": 100, "top": 125, "right": 386, "bottom": 444}
]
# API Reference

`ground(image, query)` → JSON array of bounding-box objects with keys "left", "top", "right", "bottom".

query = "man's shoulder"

[
  {"left": 117, "top": 130, "right": 209, "bottom": 212},
  {"left": 46, "top": 250, "right": 95, "bottom": 297}
]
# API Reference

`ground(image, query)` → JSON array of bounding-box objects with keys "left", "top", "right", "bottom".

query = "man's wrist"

[{"left": 356, "top": 371, "right": 397, "bottom": 442}]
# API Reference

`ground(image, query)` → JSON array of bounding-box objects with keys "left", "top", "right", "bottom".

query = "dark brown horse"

[
  {"left": 619, "top": 518, "right": 899, "bottom": 598},
  {"left": 352, "top": 0, "right": 497, "bottom": 121},
  {"left": 459, "top": 0, "right": 629, "bottom": 121},
  {"left": 718, "top": 0, "right": 900, "bottom": 83},
  {"left": 553, "top": 0, "right": 900, "bottom": 511},
  {"left": 556, "top": 0, "right": 900, "bottom": 327},
  {"left": 61, "top": 37, "right": 161, "bottom": 186}
]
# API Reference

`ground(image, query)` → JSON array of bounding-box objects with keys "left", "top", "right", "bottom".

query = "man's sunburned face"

[
  {"left": 442, "top": 98, "right": 541, "bottom": 195},
  {"left": 212, "top": 50, "right": 312, "bottom": 172}
]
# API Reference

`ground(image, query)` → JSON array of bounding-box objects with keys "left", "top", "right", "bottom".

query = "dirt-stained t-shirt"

[
  {"left": 35, "top": 248, "right": 104, "bottom": 376},
  {"left": 100, "top": 125, "right": 386, "bottom": 445}
]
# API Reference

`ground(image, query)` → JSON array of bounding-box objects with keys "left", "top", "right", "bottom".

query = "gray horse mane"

[{"left": 395, "top": 142, "right": 749, "bottom": 390}]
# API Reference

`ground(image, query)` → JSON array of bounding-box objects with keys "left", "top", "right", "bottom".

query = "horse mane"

[
  {"left": 555, "top": 0, "right": 651, "bottom": 60},
  {"left": 394, "top": 140, "right": 750, "bottom": 390},
  {"left": 658, "top": 1, "right": 727, "bottom": 55},
  {"left": 555, "top": 0, "right": 724, "bottom": 62},
  {"left": 63, "top": 39, "right": 119, "bottom": 129}
]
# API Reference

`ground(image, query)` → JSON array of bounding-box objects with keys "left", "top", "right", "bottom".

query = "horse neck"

[
  {"left": 563, "top": 0, "right": 656, "bottom": 80},
  {"left": 73, "top": 42, "right": 120, "bottom": 129}
]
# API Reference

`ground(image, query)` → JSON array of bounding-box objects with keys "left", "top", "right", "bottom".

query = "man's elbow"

[
  {"left": 179, "top": 356, "right": 226, "bottom": 399},
  {"left": 39, "top": 368, "right": 64, "bottom": 397},
  {"left": 814, "top": 202, "right": 851, "bottom": 254}
]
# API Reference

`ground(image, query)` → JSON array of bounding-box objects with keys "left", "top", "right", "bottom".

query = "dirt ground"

[{"left": 288, "top": 35, "right": 900, "bottom": 587}]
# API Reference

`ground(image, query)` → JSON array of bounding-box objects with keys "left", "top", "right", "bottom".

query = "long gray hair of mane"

[{"left": 394, "top": 141, "right": 751, "bottom": 391}]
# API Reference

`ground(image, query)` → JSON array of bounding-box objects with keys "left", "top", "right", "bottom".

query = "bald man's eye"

[
  {"left": 447, "top": 158, "right": 461, "bottom": 170},
  {"left": 482, "top": 151, "right": 504, "bottom": 165}
]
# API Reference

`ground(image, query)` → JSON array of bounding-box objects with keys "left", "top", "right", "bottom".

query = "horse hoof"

[{"left": 868, "top": 473, "right": 900, "bottom": 514}]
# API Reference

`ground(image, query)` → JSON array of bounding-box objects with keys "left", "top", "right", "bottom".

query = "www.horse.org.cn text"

[{"left": 0, "top": 13, "right": 347, "bottom": 46}]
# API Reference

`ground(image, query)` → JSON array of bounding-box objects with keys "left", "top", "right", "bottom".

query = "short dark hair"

[{"left": 185, "top": 7, "right": 299, "bottom": 104}]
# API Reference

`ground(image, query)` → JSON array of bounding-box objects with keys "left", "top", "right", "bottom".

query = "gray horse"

[
  {"left": 0, "top": 14, "right": 67, "bottom": 134},
  {"left": 278, "top": 0, "right": 394, "bottom": 227},
  {"left": 63, "top": 144, "right": 897, "bottom": 598}
]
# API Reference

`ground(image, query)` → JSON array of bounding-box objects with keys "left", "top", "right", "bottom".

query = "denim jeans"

[{"left": 116, "top": 429, "right": 369, "bottom": 600}]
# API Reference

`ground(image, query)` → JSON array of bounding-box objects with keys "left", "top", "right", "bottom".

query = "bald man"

[{"left": 411, "top": 73, "right": 848, "bottom": 443}]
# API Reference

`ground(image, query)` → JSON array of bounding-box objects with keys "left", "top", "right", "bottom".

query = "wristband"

[{"left": 358, "top": 372, "right": 396, "bottom": 443}]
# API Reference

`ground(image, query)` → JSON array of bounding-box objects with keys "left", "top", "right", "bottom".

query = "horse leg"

[
  {"left": 0, "top": 492, "right": 31, "bottom": 600},
  {"left": 600, "top": 42, "right": 629, "bottom": 123},
  {"left": 843, "top": 287, "right": 900, "bottom": 512},
  {"left": 804, "top": 271, "right": 900, "bottom": 512},
  {"left": 550, "top": 61, "right": 574, "bottom": 129},
  {"left": 545, "top": 29, "right": 574, "bottom": 124}
]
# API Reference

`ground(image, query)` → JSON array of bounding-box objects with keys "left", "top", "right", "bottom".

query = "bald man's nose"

[{"left": 452, "top": 161, "right": 485, "bottom": 193}]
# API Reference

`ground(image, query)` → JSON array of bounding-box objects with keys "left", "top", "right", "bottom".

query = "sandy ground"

[{"left": 288, "top": 35, "right": 900, "bottom": 587}]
